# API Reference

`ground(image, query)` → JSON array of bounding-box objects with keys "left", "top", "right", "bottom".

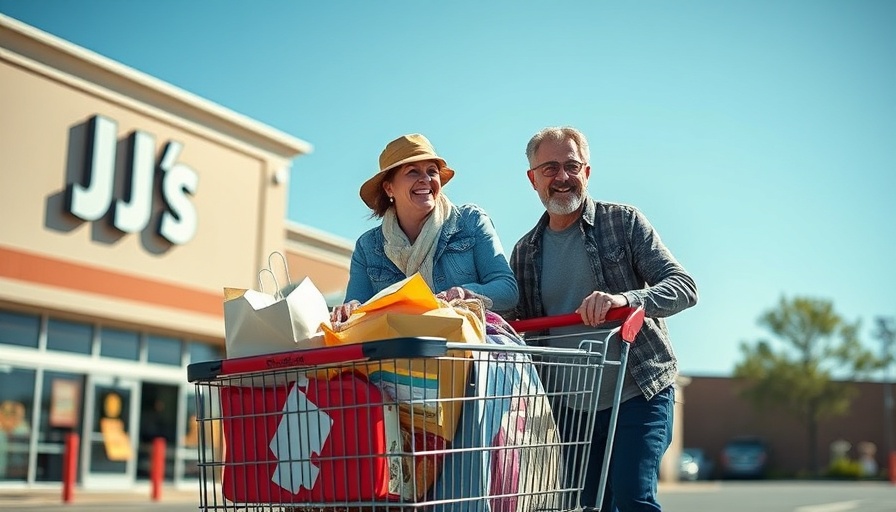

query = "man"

[{"left": 509, "top": 126, "right": 698, "bottom": 512}]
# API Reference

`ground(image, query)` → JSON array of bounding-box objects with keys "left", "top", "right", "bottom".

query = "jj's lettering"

[{"left": 65, "top": 115, "right": 199, "bottom": 245}]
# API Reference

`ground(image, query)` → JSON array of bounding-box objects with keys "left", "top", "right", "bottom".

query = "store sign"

[{"left": 65, "top": 115, "right": 199, "bottom": 245}]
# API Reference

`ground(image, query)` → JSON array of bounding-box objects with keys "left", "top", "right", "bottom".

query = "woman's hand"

[
  {"left": 575, "top": 292, "right": 628, "bottom": 327},
  {"left": 330, "top": 300, "right": 361, "bottom": 324},
  {"left": 436, "top": 286, "right": 469, "bottom": 302},
  {"left": 436, "top": 286, "right": 494, "bottom": 308}
]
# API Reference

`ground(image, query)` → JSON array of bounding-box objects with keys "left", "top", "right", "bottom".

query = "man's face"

[{"left": 527, "top": 138, "right": 590, "bottom": 216}]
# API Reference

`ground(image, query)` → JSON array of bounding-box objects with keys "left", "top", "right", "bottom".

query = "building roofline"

[
  {"left": 285, "top": 221, "right": 354, "bottom": 259},
  {"left": 0, "top": 14, "right": 312, "bottom": 159}
]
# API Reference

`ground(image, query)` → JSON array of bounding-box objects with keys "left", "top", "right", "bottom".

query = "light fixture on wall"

[{"left": 273, "top": 167, "right": 290, "bottom": 186}]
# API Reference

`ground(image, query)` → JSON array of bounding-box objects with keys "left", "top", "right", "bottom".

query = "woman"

[{"left": 331, "top": 133, "right": 518, "bottom": 322}]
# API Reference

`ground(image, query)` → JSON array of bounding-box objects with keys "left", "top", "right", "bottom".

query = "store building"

[{"left": 0, "top": 15, "right": 351, "bottom": 490}]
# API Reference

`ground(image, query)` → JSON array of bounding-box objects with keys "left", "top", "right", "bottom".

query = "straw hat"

[{"left": 359, "top": 134, "right": 455, "bottom": 210}]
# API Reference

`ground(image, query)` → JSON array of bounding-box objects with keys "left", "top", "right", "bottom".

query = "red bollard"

[
  {"left": 150, "top": 437, "right": 166, "bottom": 501},
  {"left": 62, "top": 432, "right": 79, "bottom": 503},
  {"left": 890, "top": 452, "right": 896, "bottom": 484}
]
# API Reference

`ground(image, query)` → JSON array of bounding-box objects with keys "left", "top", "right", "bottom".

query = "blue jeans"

[{"left": 557, "top": 385, "right": 675, "bottom": 512}]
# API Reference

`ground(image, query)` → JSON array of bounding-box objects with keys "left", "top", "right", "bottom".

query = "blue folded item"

[{"left": 430, "top": 328, "right": 562, "bottom": 512}]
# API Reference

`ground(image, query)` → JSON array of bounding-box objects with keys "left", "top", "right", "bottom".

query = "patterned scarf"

[{"left": 382, "top": 194, "right": 452, "bottom": 289}]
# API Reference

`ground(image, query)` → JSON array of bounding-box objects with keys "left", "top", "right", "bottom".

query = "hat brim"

[{"left": 360, "top": 155, "right": 455, "bottom": 210}]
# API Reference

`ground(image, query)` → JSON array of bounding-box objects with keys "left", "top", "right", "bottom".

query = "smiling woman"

[{"left": 330, "top": 133, "right": 519, "bottom": 321}]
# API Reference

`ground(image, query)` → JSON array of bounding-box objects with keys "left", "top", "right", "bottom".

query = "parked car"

[
  {"left": 679, "top": 447, "right": 713, "bottom": 481},
  {"left": 720, "top": 436, "right": 770, "bottom": 478}
]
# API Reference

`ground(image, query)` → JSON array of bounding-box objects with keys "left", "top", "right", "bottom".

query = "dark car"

[
  {"left": 721, "top": 436, "right": 770, "bottom": 479},
  {"left": 679, "top": 447, "right": 714, "bottom": 481}
]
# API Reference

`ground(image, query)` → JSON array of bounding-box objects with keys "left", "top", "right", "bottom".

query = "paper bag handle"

[{"left": 256, "top": 251, "right": 293, "bottom": 299}]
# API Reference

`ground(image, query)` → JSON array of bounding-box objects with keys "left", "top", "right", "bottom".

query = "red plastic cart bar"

[
  {"left": 187, "top": 336, "right": 450, "bottom": 382},
  {"left": 511, "top": 305, "right": 646, "bottom": 511},
  {"left": 508, "top": 306, "right": 645, "bottom": 343}
]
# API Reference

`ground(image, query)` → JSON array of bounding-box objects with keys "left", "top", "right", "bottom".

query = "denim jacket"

[
  {"left": 345, "top": 203, "right": 519, "bottom": 312},
  {"left": 509, "top": 197, "right": 698, "bottom": 400}
]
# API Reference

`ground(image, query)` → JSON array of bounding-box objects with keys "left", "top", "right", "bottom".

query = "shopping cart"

[
  {"left": 508, "top": 306, "right": 645, "bottom": 512},
  {"left": 186, "top": 306, "right": 644, "bottom": 512}
]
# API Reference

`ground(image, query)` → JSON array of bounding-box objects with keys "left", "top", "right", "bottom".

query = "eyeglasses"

[{"left": 528, "top": 160, "right": 585, "bottom": 177}]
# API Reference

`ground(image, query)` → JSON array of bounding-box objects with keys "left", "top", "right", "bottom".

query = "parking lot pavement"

[{"left": 659, "top": 480, "right": 722, "bottom": 492}]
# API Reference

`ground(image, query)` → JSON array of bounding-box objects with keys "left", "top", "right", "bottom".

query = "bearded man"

[{"left": 508, "top": 126, "right": 698, "bottom": 512}]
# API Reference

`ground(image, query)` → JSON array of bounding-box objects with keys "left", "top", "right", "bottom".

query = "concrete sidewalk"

[
  {"left": 0, "top": 482, "right": 704, "bottom": 510},
  {"left": 0, "top": 486, "right": 198, "bottom": 509}
]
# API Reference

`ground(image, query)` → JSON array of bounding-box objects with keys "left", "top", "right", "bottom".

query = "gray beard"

[{"left": 540, "top": 189, "right": 586, "bottom": 216}]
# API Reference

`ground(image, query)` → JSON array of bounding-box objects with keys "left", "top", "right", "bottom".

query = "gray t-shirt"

[{"left": 540, "top": 224, "right": 642, "bottom": 411}]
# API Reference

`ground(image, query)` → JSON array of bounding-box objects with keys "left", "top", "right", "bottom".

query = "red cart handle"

[{"left": 508, "top": 306, "right": 645, "bottom": 343}]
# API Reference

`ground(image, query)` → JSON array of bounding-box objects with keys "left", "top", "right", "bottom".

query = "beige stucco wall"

[
  {"left": 0, "top": 15, "right": 312, "bottom": 339},
  {"left": 284, "top": 221, "right": 353, "bottom": 303}
]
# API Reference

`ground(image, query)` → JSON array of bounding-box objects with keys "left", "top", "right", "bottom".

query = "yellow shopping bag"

[{"left": 321, "top": 274, "right": 483, "bottom": 442}]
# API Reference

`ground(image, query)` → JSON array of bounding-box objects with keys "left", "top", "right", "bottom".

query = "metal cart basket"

[{"left": 187, "top": 306, "right": 644, "bottom": 512}]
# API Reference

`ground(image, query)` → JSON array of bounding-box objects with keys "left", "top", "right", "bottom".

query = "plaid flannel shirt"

[{"left": 508, "top": 197, "right": 698, "bottom": 400}]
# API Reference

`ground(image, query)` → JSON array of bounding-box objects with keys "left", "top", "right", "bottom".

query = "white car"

[{"left": 680, "top": 447, "right": 713, "bottom": 481}]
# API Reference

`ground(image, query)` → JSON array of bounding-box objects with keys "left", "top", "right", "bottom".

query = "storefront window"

[
  {"left": 0, "top": 367, "right": 37, "bottom": 481},
  {"left": 146, "top": 334, "right": 183, "bottom": 366},
  {"left": 37, "top": 371, "right": 84, "bottom": 444},
  {"left": 88, "top": 384, "right": 132, "bottom": 475},
  {"left": 47, "top": 319, "right": 93, "bottom": 355},
  {"left": 183, "top": 386, "right": 222, "bottom": 480},
  {"left": 188, "top": 341, "right": 223, "bottom": 364},
  {"left": 182, "top": 391, "right": 200, "bottom": 478},
  {"left": 137, "top": 383, "right": 178, "bottom": 481},
  {"left": 1, "top": 314, "right": 221, "bottom": 486},
  {"left": 100, "top": 327, "right": 139, "bottom": 361},
  {"left": 35, "top": 371, "right": 84, "bottom": 482},
  {"left": 0, "top": 310, "right": 39, "bottom": 348}
]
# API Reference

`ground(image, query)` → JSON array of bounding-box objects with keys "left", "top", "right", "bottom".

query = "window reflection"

[
  {"left": 0, "top": 367, "right": 36, "bottom": 481},
  {"left": 0, "top": 308, "right": 214, "bottom": 485},
  {"left": 188, "top": 341, "right": 222, "bottom": 364},
  {"left": 100, "top": 327, "right": 139, "bottom": 361},
  {"left": 89, "top": 385, "right": 131, "bottom": 474},
  {"left": 35, "top": 371, "right": 84, "bottom": 482},
  {"left": 147, "top": 334, "right": 182, "bottom": 366},
  {"left": 38, "top": 372, "right": 84, "bottom": 443},
  {"left": 0, "top": 311, "right": 39, "bottom": 348},
  {"left": 47, "top": 319, "right": 92, "bottom": 355},
  {"left": 182, "top": 387, "right": 222, "bottom": 479},
  {"left": 138, "top": 383, "right": 178, "bottom": 480}
]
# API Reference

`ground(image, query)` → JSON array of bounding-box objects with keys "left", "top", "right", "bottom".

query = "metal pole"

[
  {"left": 876, "top": 317, "right": 895, "bottom": 480},
  {"left": 878, "top": 319, "right": 895, "bottom": 450}
]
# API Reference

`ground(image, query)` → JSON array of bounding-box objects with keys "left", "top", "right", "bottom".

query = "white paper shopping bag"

[{"left": 223, "top": 253, "right": 330, "bottom": 358}]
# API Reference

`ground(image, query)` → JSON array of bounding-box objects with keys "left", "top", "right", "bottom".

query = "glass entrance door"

[{"left": 81, "top": 375, "right": 139, "bottom": 488}]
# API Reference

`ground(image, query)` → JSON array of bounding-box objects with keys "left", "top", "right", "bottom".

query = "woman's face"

[{"left": 383, "top": 159, "right": 442, "bottom": 217}]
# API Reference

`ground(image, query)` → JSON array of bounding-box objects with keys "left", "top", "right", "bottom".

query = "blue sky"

[{"left": 3, "top": 1, "right": 894, "bottom": 377}]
